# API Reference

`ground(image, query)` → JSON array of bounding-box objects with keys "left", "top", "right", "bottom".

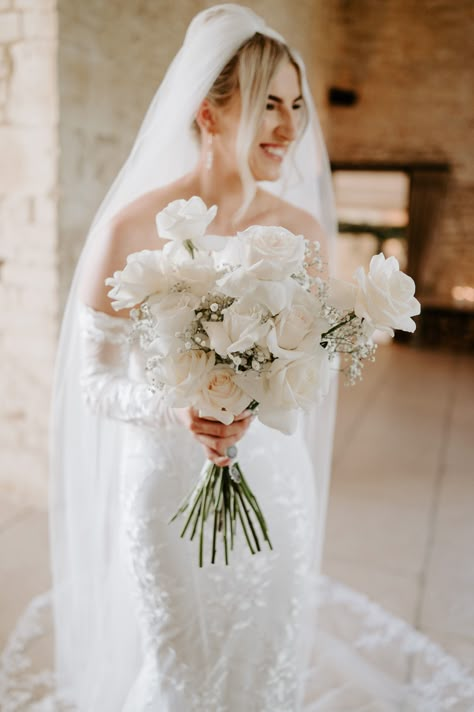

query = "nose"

[{"left": 277, "top": 107, "right": 298, "bottom": 142}]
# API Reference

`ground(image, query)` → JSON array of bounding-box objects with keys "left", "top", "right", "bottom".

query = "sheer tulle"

[
  {"left": 2, "top": 581, "right": 473, "bottom": 710},
  {"left": 48, "top": 6, "right": 340, "bottom": 707}
]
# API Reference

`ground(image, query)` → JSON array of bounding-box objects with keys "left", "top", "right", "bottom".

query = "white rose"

[
  {"left": 147, "top": 292, "right": 200, "bottom": 356},
  {"left": 196, "top": 365, "right": 251, "bottom": 425},
  {"left": 105, "top": 249, "right": 167, "bottom": 310},
  {"left": 237, "top": 225, "right": 305, "bottom": 280},
  {"left": 147, "top": 349, "right": 215, "bottom": 407},
  {"left": 235, "top": 347, "right": 330, "bottom": 435},
  {"left": 264, "top": 350, "right": 330, "bottom": 433},
  {"left": 217, "top": 271, "right": 297, "bottom": 314},
  {"left": 169, "top": 251, "right": 218, "bottom": 296},
  {"left": 266, "top": 288, "right": 323, "bottom": 360},
  {"left": 354, "top": 253, "right": 421, "bottom": 335},
  {"left": 156, "top": 196, "right": 217, "bottom": 245},
  {"left": 204, "top": 302, "right": 270, "bottom": 357}
]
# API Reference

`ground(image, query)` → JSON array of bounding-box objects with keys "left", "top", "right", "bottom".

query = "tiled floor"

[
  {"left": 322, "top": 343, "right": 474, "bottom": 671},
  {"left": 1, "top": 343, "right": 473, "bottom": 685}
]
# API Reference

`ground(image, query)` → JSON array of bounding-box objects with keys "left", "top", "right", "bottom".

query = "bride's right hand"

[{"left": 175, "top": 407, "right": 253, "bottom": 467}]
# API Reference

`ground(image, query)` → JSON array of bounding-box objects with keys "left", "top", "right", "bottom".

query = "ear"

[{"left": 195, "top": 99, "right": 219, "bottom": 134}]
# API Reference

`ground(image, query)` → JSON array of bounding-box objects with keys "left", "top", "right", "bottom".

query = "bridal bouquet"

[{"left": 106, "top": 197, "right": 420, "bottom": 566}]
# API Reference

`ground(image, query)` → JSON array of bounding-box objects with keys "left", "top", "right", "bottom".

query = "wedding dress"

[
  {"left": 2, "top": 5, "right": 473, "bottom": 711},
  {"left": 73, "top": 308, "right": 474, "bottom": 712},
  {"left": 1, "top": 302, "right": 474, "bottom": 710}
]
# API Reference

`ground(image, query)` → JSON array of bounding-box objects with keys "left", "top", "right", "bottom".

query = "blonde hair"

[{"left": 197, "top": 32, "right": 308, "bottom": 222}]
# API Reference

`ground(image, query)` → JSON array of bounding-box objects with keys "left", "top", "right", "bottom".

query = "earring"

[{"left": 206, "top": 133, "right": 214, "bottom": 171}]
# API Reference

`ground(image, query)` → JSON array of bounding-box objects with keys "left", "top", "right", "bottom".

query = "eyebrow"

[{"left": 267, "top": 94, "right": 303, "bottom": 104}]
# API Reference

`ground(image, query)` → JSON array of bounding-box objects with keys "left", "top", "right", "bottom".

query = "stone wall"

[
  {"left": 316, "top": 0, "right": 474, "bottom": 301},
  {"left": 0, "top": 0, "right": 57, "bottom": 504}
]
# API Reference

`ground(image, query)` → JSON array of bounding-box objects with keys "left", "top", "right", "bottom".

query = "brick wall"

[
  {"left": 314, "top": 0, "right": 474, "bottom": 301},
  {"left": 0, "top": 0, "right": 57, "bottom": 503}
]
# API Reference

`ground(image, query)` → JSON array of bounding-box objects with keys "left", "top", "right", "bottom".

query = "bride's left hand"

[{"left": 175, "top": 407, "right": 253, "bottom": 466}]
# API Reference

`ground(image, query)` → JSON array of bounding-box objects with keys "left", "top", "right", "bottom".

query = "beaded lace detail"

[{"left": 4, "top": 307, "right": 473, "bottom": 710}]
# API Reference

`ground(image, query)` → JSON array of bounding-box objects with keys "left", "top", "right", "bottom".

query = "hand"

[{"left": 175, "top": 407, "right": 253, "bottom": 466}]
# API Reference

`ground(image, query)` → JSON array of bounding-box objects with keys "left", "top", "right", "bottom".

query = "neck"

[{"left": 192, "top": 153, "right": 253, "bottom": 233}]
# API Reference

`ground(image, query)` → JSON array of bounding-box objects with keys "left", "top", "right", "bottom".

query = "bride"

[{"left": 40, "top": 4, "right": 474, "bottom": 712}]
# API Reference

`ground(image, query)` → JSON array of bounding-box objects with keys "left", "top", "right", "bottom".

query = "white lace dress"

[{"left": 1, "top": 305, "right": 473, "bottom": 711}]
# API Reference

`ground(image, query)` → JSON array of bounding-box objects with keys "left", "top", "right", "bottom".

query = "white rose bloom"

[
  {"left": 204, "top": 302, "right": 270, "bottom": 357},
  {"left": 169, "top": 252, "right": 218, "bottom": 296},
  {"left": 354, "top": 253, "right": 421, "bottom": 335},
  {"left": 105, "top": 250, "right": 167, "bottom": 310},
  {"left": 266, "top": 288, "right": 323, "bottom": 360},
  {"left": 147, "top": 292, "right": 200, "bottom": 356},
  {"left": 217, "top": 271, "right": 296, "bottom": 315},
  {"left": 197, "top": 365, "right": 251, "bottom": 425},
  {"left": 237, "top": 225, "right": 306, "bottom": 280},
  {"left": 235, "top": 347, "right": 330, "bottom": 435},
  {"left": 147, "top": 349, "right": 215, "bottom": 407},
  {"left": 263, "top": 349, "right": 330, "bottom": 433},
  {"left": 156, "top": 196, "right": 217, "bottom": 245}
]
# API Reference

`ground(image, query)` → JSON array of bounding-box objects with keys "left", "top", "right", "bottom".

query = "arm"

[{"left": 79, "top": 303, "right": 180, "bottom": 429}]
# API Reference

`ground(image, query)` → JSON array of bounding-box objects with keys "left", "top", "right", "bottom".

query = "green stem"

[
  {"left": 223, "top": 474, "right": 229, "bottom": 566},
  {"left": 180, "top": 487, "right": 204, "bottom": 538},
  {"left": 211, "top": 471, "right": 225, "bottom": 564},
  {"left": 234, "top": 485, "right": 261, "bottom": 552},
  {"left": 199, "top": 474, "right": 213, "bottom": 568},
  {"left": 234, "top": 494, "right": 256, "bottom": 555},
  {"left": 238, "top": 470, "right": 272, "bottom": 550},
  {"left": 321, "top": 311, "right": 357, "bottom": 339}
]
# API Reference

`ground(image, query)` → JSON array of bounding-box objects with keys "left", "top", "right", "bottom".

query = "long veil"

[{"left": 48, "top": 5, "right": 339, "bottom": 708}]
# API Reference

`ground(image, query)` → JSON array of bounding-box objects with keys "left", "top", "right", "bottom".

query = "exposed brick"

[{"left": 317, "top": 0, "right": 473, "bottom": 303}]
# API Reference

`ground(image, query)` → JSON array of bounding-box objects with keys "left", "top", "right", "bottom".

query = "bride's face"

[
  {"left": 249, "top": 60, "right": 303, "bottom": 181},
  {"left": 215, "top": 60, "right": 304, "bottom": 182}
]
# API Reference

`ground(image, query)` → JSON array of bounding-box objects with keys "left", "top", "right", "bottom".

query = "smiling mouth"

[{"left": 260, "top": 144, "right": 287, "bottom": 162}]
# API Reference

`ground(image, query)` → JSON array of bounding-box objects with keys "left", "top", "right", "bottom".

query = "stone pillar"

[{"left": 0, "top": 0, "right": 58, "bottom": 504}]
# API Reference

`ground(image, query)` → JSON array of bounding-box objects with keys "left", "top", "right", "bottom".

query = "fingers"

[
  {"left": 204, "top": 446, "right": 231, "bottom": 467},
  {"left": 196, "top": 433, "right": 245, "bottom": 457},
  {"left": 234, "top": 409, "right": 253, "bottom": 421},
  {"left": 182, "top": 407, "right": 254, "bottom": 466},
  {"left": 189, "top": 412, "right": 252, "bottom": 439}
]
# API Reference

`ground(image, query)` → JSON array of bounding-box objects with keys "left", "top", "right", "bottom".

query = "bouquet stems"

[{"left": 170, "top": 461, "right": 272, "bottom": 567}]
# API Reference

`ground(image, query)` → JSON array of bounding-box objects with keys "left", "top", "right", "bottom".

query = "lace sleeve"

[{"left": 78, "top": 303, "right": 180, "bottom": 429}]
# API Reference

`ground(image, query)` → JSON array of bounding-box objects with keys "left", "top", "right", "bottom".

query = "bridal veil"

[{"left": 49, "top": 5, "right": 339, "bottom": 707}]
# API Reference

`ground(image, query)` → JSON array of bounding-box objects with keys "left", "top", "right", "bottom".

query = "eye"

[
  {"left": 266, "top": 103, "right": 276, "bottom": 111},
  {"left": 292, "top": 103, "right": 302, "bottom": 110}
]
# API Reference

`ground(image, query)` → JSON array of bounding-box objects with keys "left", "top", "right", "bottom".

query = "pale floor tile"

[
  {"left": 322, "top": 556, "right": 420, "bottom": 623},
  {"left": 325, "top": 344, "right": 474, "bottom": 672},
  {"left": 324, "top": 492, "right": 432, "bottom": 576},
  {"left": 445, "top": 418, "right": 473, "bottom": 470}
]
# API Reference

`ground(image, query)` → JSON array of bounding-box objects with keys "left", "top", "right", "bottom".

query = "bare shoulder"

[
  {"left": 79, "top": 177, "right": 195, "bottom": 316},
  {"left": 259, "top": 190, "right": 327, "bottom": 249},
  {"left": 280, "top": 202, "right": 325, "bottom": 245}
]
